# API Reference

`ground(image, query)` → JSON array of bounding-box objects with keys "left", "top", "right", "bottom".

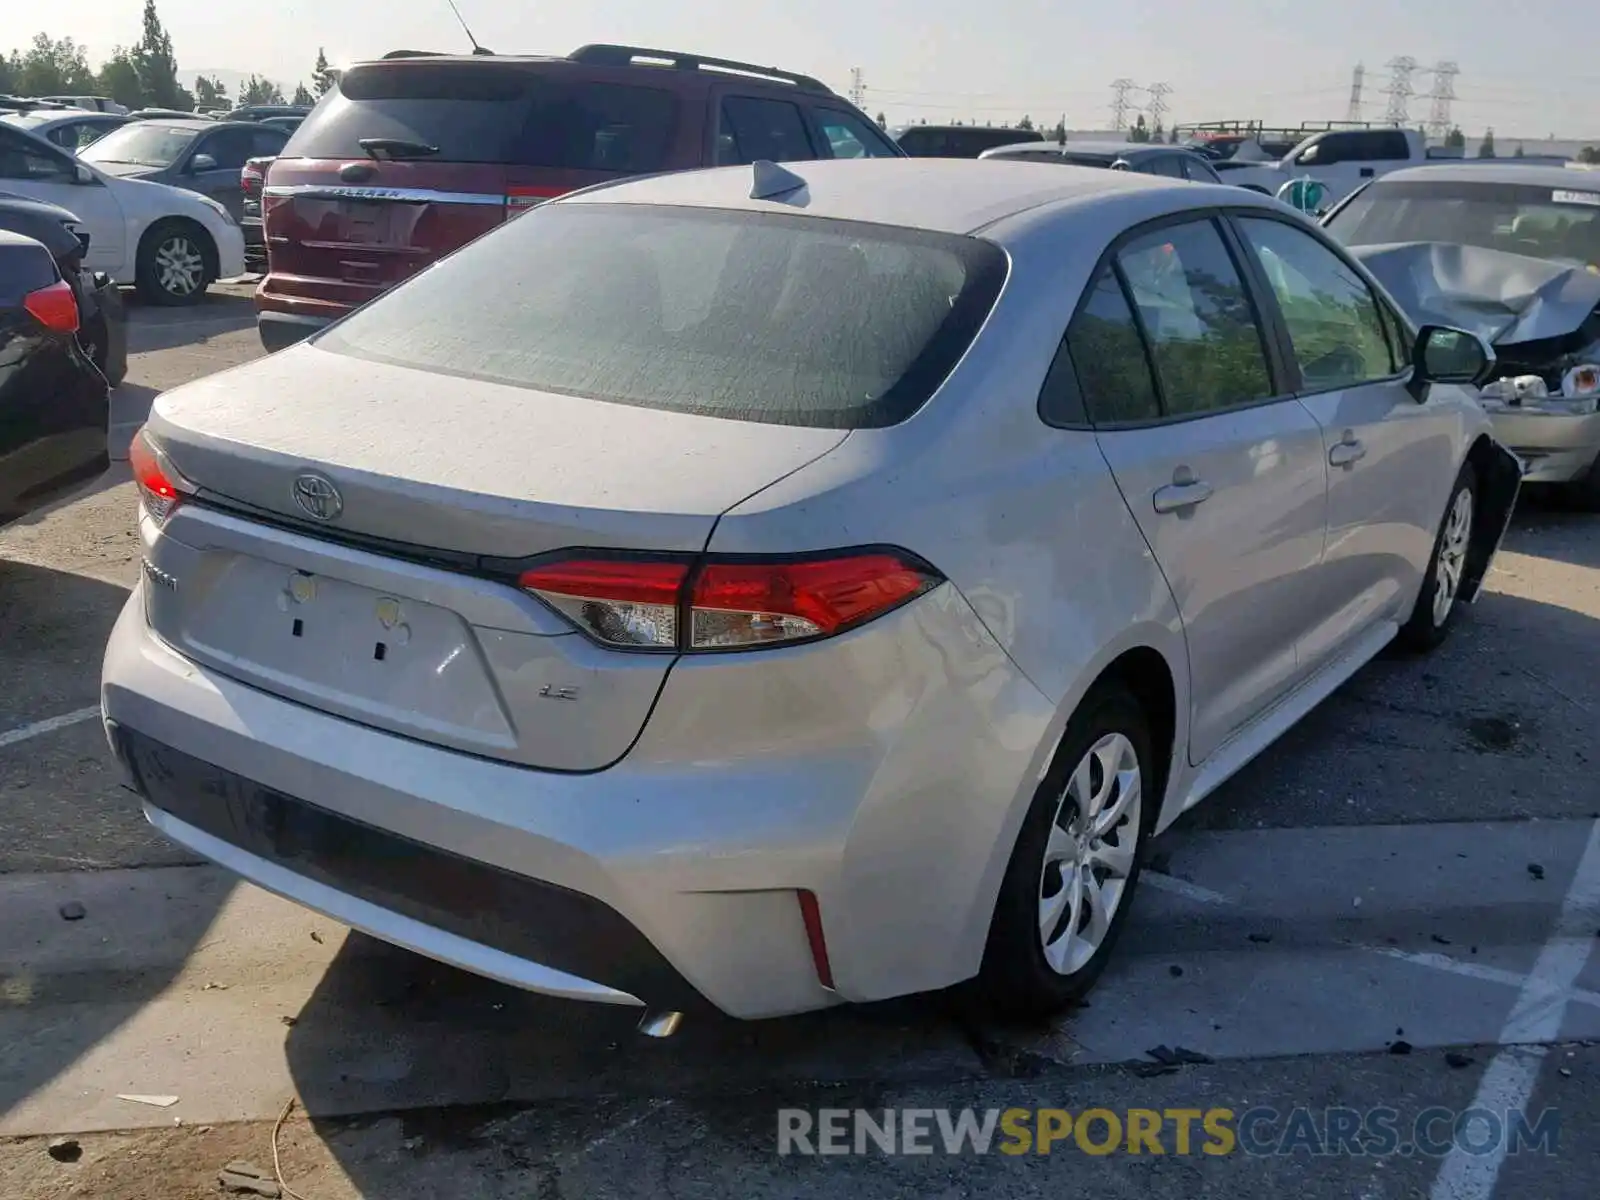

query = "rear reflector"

[
  {"left": 797, "top": 890, "right": 835, "bottom": 991},
  {"left": 23, "top": 279, "right": 79, "bottom": 334},
  {"left": 128, "top": 426, "right": 188, "bottom": 525},
  {"left": 506, "top": 185, "right": 569, "bottom": 212},
  {"left": 519, "top": 550, "right": 941, "bottom": 653}
]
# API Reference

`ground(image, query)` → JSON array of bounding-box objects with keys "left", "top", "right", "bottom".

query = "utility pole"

[
  {"left": 1424, "top": 61, "right": 1459, "bottom": 141},
  {"left": 1109, "top": 79, "right": 1137, "bottom": 132},
  {"left": 1383, "top": 56, "right": 1416, "bottom": 127},
  {"left": 1345, "top": 64, "right": 1365, "bottom": 124},
  {"left": 848, "top": 67, "right": 865, "bottom": 109},
  {"left": 1146, "top": 82, "right": 1172, "bottom": 131}
]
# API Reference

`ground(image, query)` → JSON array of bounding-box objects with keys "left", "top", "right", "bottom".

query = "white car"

[{"left": 0, "top": 117, "right": 244, "bottom": 304}]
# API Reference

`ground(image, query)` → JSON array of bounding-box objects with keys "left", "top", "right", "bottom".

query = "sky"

[{"left": 33, "top": 0, "right": 1600, "bottom": 138}]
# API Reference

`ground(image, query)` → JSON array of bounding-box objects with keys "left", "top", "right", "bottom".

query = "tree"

[
  {"left": 193, "top": 74, "right": 228, "bottom": 107},
  {"left": 1129, "top": 113, "right": 1150, "bottom": 143},
  {"left": 874, "top": 111, "right": 886, "bottom": 129},
  {"left": 1168, "top": 125, "right": 1179, "bottom": 144},
  {"left": 132, "top": 0, "right": 191, "bottom": 109},
  {"left": 96, "top": 48, "right": 144, "bottom": 108},
  {"left": 1052, "top": 118, "right": 1066, "bottom": 143},
  {"left": 1017, "top": 115, "right": 1034, "bottom": 131},
  {"left": 239, "top": 75, "right": 286, "bottom": 106},
  {"left": 1579, "top": 146, "right": 1600, "bottom": 164},
  {"left": 312, "top": 47, "right": 340, "bottom": 97},
  {"left": 1444, "top": 126, "right": 1465, "bottom": 149},
  {"left": 1478, "top": 127, "right": 1496, "bottom": 158},
  {"left": 1514, "top": 142, "right": 1526, "bottom": 158},
  {"left": 13, "top": 33, "right": 97, "bottom": 96},
  {"left": 292, "top": 82, "right": 314, "bottom": 106},
  {"left": 1152, "top": 119, "right": 1165, "bottom": 143}
]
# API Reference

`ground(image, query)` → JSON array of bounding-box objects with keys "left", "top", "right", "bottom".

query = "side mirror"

[
  {"left": 189, "top": 153, "right": 217, "bottom": 173},
  {"left": 1409, "top": 324, "right": 1497, "bottom": 400},
  {"left": 1276, "top": 176, "right": 1329, "bottom": 214}
]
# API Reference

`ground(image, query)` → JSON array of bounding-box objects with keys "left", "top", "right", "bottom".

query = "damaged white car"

[{"left": 1323, "top": 164, "right": 1600, "bottom": 507}]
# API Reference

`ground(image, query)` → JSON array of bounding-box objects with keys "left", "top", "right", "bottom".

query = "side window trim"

[
  {"left": 717, "top": 93, "right": 818, "bottom": 166},
  {"left": 1220, "top": 207, "right": 1412, "bottom": 395}
]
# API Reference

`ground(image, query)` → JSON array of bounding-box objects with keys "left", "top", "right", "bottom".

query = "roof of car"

[
  {"left": 2, "top": 109, "right": 123, "bottom": 125},
  {"left": 1380, "top": 163, "right": 1594, "bottom": 189},
  {"left": 137, "top": 118, "right": 262, "bottom": 133},
  {"left": 982, "top": 140, "right": 1188, "bottom": 160},
  {"left": 558, "top": 156, "right": 1234, "bottom": 234}
]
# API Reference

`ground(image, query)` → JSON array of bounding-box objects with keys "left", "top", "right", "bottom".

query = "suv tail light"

[
  {"left": 128, "top": 426, "right": 192, "bottom": 526},
  {"left": 23, "top": 279, "right": 79, "bottom": 334},
  {"left": 241, "top": 158, "right": 269, "bottom": 198},
  {"left": 519, "top": 551, "right": 942, "bottom": 652}
]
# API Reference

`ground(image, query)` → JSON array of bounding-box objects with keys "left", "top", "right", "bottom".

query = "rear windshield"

[
  {"left": 315, "top": 203, "right": 1008, "bottom": 429},
  {"left": 282, "top": 61, "right": 679, "bottom": 172}
]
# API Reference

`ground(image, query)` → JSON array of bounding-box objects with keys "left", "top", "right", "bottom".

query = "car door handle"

[
  {"left": 1152, "top": 481, "right": 1214, "bottom": 513},
  {"left": 1329, "top": 438, "right": 1367, "bottom": 467}
]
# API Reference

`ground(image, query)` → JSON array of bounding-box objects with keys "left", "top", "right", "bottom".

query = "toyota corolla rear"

[{"left": 102, "top": 189, "right": 1045, "bottom": 1021}]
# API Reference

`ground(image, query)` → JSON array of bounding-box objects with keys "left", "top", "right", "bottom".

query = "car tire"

[
  {"left": 135, "top": 220, "right": 212, "bottom": 307},
  {"left": 975, "top": 682, "right": 1154, "bottom": 1022},
  {"left": 1396, "top": 461, "right": 1478, "bottom": 653}
]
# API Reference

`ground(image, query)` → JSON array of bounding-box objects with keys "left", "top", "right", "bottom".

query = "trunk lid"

[{"left": 139, "top": 346, "right": 847, "bottom": 770}]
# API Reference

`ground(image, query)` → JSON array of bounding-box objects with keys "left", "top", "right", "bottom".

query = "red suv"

[{"left": 256, "top": 43, "right": 903, "bottom": 351}]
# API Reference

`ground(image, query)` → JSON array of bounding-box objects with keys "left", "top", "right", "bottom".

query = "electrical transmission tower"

[
  {"left": 1146, "top": 82, "right": 1172, "bottom": 132},
  {"left": 1383, "top": 56, "right": 1417, "bottom": 126},
  {"left": 1345, "top": 64, "right": 1365, "bottom": 123},
  {"left": 1109, "top": 79, "right": 1137, "bottom": 131},
  {"left": 1425, "top": 61, "right": 1459, "bottom": 140},
  {"left": 849, "top": 67, "right": 865, "bottom": 109}
]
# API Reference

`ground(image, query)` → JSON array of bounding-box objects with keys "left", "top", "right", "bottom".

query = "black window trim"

[
  {"left": 1048, "top": 208, "right": 1298, "bottom": 432},
  {"left": 1219, "top": 206, "right": 1414, "bottom": 399}
]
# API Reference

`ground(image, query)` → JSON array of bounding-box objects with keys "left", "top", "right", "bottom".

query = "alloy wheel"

[
  {"left": 1038, "top": 731, "right": 1143, "bottom": 976},
  {"left": 1432, "top": 487, "right": 1474, "bottom": 627},
  {"left": 154, "top": 236, "right": 204, "bottom": 298}
]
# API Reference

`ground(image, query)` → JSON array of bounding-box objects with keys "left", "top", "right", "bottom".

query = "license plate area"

[
  {"left": 337, "top": 199, "right": 397, "bottom": 245},
  {"left": 172, "top": 556, "right": 515, "bottom": 747}
]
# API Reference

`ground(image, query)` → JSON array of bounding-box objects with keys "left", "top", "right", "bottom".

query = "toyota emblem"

[{"left": 291, "top": 472, "right": 343, "bottom": 521}]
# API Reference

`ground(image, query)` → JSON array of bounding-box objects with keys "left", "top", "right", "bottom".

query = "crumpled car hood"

[{"left": 1347, "top": 241, "right": 1600, "bottom": 345}]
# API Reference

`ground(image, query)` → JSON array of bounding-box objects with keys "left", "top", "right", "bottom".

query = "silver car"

[{"left": 102, "top": 159, "right": 1520, "bottom": 1029}]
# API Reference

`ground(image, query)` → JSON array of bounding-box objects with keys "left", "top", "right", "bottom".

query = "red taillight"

[
  {"left": 518, "top": 551, "right": 941, "bottom": 652},
  {"left": 128, "top": 426, "right": 186, "bottom": 525},
  {"left": 23, "top": 280, "right": 78, "bottom": 334},
  {"left": 797, "top": 890, "right": 835, "bottom": 990}
]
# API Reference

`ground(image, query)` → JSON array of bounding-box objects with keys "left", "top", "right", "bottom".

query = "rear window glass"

[
  {"left": 283, "top": 63, "right": 678, "bottom": 172},
  {"left": 315, "top": 203, "right": 1008, "bottom": 429}
]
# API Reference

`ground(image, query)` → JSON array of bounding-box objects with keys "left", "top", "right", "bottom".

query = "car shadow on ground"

[
  {"left": 123, "top": 289, "right": 257, "bottom": 357},
  {"left": 0, "top": 559, "right": 225, "bottom": 1129},
  {"left": 1508, "top": 491, "right": 1600, "bottom": 570}
]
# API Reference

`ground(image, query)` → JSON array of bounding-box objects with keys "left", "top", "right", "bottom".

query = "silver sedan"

[{"left": 102, "top": 158, "right": 1519, "bottom": 1028}]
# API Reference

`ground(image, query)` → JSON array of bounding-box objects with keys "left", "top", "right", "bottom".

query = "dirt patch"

[{"left": 1462, "top": 714, "right": 1523, "bottom": 753}]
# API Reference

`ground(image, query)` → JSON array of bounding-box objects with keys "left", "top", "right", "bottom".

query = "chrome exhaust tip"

[{"left": 637, "top": 1010, "right": 684, "bottom": 1039}]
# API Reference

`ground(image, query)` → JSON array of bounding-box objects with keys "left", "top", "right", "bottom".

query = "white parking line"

[
  {"left": 1428, "top": 818, "right": 1600, "bottom": 1200},
  {"left": 0, "top": 706, "right": 101, "bottom": 750},
  {"left": 1368, "top": 945, "right": 1600, "bottom": 1012},
  {"left": 1143, "top": 870, "right": 1236, "bottom": 906}
]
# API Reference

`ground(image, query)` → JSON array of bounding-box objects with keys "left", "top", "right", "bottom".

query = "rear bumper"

[
  {"left": 257, "top": 310, "right": 330, "bottom": 352},
  {"left": 102, "top": 582, "right": 1051, "bottom": 1019}
]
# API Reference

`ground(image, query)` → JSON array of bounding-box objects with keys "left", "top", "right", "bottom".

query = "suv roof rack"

[
  {"left": 381, "top": 50, "right": 447, "bottom": 59},
  {"left": 567, "top": 43, "right": 832, "bottom": 94}
]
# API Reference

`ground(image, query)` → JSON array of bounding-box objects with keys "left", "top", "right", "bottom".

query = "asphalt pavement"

[{"left": 1, "top": 284, "right": 1598, "bottom": 1198}]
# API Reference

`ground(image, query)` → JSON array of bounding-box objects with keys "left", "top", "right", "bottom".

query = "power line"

[
  {"left": 1383, "top": 56, "right": 1417, "bottom": 125},
  {"left": 1424, "top": 61, "right": 1460, "bottom": 138},
  {"left": 1109, "top": 79, "right": 1137, "bottom": 132},
  {"left": 1345, "top": 63, "right": 1365, "bottom": 123}
]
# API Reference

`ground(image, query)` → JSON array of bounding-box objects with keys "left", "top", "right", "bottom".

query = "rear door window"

[
  {"left": 195, "top": 128, "right": 256, "bottom": 170},
  {"left": 315, "top": 203, "right": 1007, "bottom": 430},
  {"left": 513, "top": 81, "right": 678, "bottom": 172},
  {"left": 716, "top": 97, "right": 816, "bottom": 165},
  {"left": 1064, "top": 268, "right": 1162, "bottom": 424},
  {"left": 1115, "top": 219, "right": 1277, "bottom": 416}
]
